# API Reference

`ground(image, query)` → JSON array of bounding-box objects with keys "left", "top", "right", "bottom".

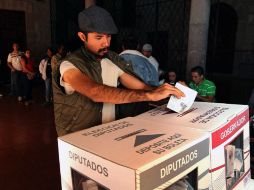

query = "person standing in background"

[
  {"left": 51, "top": 44, "right": 66, "bottom": 73},
  {"left": 118, "top": 36, "right": 159, "bottom": 118},
  {"left": 120, "top": 36, "right": 159, "bottom": 87},
  {"left": 39, "top": 47, "right": 54, "bottom": 106},
  {"left": 142, "top": 43, "right": 159, "bottom": 72},
  {"left": 20, "top": 50, "right": 35, "bottom": 105},
  {"left": 142, "top": 43, "right": 165, "bottom": 80},
  {"left": 7, "top": 42, "right": 23, "bottom": 101}
]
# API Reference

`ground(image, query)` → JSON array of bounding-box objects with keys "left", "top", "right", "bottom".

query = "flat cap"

[
  {"left": 142, "top": 43, "right": 153, "bottom": 52},
  {"left": 78, "top": 5, "right": 118, "bottom": 34}
]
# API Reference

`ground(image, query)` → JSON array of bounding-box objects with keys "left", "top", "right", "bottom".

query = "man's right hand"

[{"left": 147, "top": 83, "right": 185, "bottom": 101}]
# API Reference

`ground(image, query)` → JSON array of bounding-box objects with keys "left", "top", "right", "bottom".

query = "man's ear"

[{"left": 78, "top": 32, "right": 86, "bottom": 42}]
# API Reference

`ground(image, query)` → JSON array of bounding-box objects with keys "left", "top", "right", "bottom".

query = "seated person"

[
  {"left": 189, "top": 66, "right": 216, "bottom": 102},
  {"left": 164, "top": 68, "right": 178, "bottom": 86}
]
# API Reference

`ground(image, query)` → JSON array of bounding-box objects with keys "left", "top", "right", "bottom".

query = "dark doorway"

[
  {"left": 207, "top": 3, "right": 238, "bottom": 73},
  {"left": 52, "top": 0, "right": 84, "bottom": 51},
  {"left": 0, "top": 9, "right": 27, "bottom": 83}
]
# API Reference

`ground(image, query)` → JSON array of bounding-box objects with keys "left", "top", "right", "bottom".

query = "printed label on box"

[
  {"left": 212, "top": 109, "right": 249, "bottom": 149},
  {"left": 139, "top": 138, "right": 209, "bottom": 190}
]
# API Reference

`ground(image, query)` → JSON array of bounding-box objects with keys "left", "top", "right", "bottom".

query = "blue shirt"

[{"left": 120, "top": 50, "right": 159, "bottom": 86}]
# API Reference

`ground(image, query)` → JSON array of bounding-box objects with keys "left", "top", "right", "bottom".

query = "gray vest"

[{"left": 52, "top": 47, "right": 136, "bottom": 136}]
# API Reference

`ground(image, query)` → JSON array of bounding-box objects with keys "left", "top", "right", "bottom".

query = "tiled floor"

[{"left": 0, "top": 86, "right": 61, "bottom": 190}]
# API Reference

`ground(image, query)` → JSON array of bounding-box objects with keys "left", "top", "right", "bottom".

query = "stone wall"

[
  {"left": 0, "top": 0, "right": 51, "bottom": 61},
  {"left": 222, "top": 0, "right": 254, "bottom": 78}
]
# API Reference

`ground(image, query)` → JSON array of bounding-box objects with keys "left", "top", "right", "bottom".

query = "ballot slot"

[
  {"left": 166, "top": 168, "right": 197, "bottom": 190},
  {"left": 224, "top": 132, "right": 244, "bottom": 190},
  {"left": 71, "top": 168, "right": 109, "bottom": 190}
]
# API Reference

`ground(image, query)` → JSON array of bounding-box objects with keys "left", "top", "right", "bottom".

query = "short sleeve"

[
  {"left": 7, "top": 54, "right": 11, "bottom": 63},
  {"left": 206, "top": 84, "right": 216, "bottom": 96},
  {"left": 59, "top": 61, "right": 78, "bottom": 95},
  {"left": 117, "top": 66, "right": 124, "bottom": 77}
]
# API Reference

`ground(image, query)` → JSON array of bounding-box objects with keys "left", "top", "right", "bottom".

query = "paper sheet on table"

[{"left": 167, "top": 82, "right": 197, "bottom": 113}]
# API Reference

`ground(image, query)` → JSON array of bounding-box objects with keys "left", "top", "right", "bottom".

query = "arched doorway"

[
  {"left": 207, "top": 2, "right": 238, "bottom": 73},
  {"left": 0, "top": 9, "right": 26, "bottom": 83}
]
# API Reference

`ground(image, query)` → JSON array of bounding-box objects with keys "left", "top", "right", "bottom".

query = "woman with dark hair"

[
  {"left": 165, "top": 68, "right": 178, "bottom": 86},
  {"left": 20, "top": 50, "right": 35, "bottom": 105}
]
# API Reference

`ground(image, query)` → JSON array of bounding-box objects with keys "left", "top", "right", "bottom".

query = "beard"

[
  {"left": 84, "top": 42, "right": 109, "bottom": 59},
  {"left": 97, "top": 47, "right": 109, "bottom": 58}
]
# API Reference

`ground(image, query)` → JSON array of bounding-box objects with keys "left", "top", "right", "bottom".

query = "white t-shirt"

[
  {"left": 148, "top": 56, "right": 159, "bottom": 72},
  {"left": 60, "top": 58, "right": 124, "bottom": 124},
  {"left": 7, "top": 51, "right": 22, "bottom": 71}
]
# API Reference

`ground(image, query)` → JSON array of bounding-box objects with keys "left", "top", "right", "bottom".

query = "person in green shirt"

[{"left": 189, "top": 66, "right": 216, "bottom": 102}]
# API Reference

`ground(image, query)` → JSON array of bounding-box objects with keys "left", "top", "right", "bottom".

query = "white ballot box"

[
  {"left": 58, "top": 117, "right": 210, "bottom": 190},
  {"left": 137, "top": 102, "right": 251, "bottom": 190},
  {"left": 246, "top": 178, "right": 254, "bottom": 190}
]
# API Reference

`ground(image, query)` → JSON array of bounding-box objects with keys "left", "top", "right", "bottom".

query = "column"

[{"left": 186, "top": 0, "right": 210, "bottom": 79}]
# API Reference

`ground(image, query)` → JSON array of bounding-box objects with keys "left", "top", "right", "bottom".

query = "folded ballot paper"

[{"left": 167, "top": 82, "right": 197, "bottom": 113}]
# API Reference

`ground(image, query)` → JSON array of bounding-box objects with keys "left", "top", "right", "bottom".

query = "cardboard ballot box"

[
  {"left": 137, "top": 102, "right": 251, "bottom": 190},
  {"left": 58, "top": 117, "right": 210, "bottom": 190}
]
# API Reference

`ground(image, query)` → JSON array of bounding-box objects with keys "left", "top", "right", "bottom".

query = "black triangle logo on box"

[{"left": 134, "top": 134, "right": 165, "bottom": 147}]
